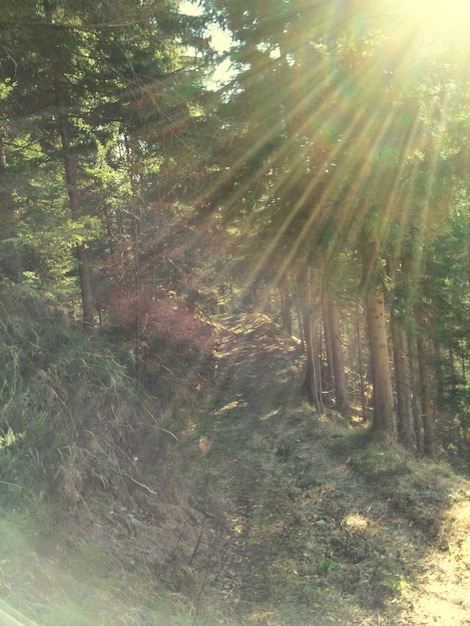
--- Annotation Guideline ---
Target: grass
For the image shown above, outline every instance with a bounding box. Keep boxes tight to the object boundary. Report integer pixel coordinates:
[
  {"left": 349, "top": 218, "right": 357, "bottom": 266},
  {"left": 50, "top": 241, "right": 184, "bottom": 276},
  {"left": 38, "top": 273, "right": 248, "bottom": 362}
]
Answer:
[
  {"left": 1, "top": 291, "right": 470, "bottom": 625},
  {"left": 0, "top": 286, "right": 227, "bottom": 624}
]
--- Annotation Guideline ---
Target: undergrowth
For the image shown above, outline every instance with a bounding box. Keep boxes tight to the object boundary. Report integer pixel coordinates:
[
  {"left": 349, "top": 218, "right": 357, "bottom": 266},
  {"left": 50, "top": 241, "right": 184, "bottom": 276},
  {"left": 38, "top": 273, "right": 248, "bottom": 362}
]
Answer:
[
  {"left": 1, "top": 290, "right": 469, "bottom": 625},
  {"left": 0, "top": 285, "right": 227, "bottom": 625}
]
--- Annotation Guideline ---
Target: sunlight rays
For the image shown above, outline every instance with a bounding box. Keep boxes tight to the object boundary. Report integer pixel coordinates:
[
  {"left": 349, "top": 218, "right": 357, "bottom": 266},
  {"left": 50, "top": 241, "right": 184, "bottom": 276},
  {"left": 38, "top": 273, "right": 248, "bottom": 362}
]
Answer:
[
  {"left": 405, "top": 0, "right": 470, "bottom": 40},
  {"left": 206, "top": 0, "right": 469, "bottom": 298}
]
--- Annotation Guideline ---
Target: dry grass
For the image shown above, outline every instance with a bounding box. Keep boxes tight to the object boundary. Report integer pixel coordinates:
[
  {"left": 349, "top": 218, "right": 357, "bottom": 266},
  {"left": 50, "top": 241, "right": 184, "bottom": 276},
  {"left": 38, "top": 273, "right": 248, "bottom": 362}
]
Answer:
[
  {"left": 0, "top": 286, "right": 228, "bottom": 624},
  {"left": 1, "top": 296, "right": 470, "bottom": 625}
]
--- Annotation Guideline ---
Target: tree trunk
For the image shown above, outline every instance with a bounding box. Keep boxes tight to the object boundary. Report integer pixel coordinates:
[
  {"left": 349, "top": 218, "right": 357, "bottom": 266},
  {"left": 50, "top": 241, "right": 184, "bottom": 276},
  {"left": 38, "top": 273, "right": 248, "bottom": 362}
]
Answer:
[
  {"left": 408, "top": 334, "right": 424, "bottom": 455},
  {"left": 416, "top": 331, "right": 436, "bottom": 459},
  {"left": 301, "top": 272, "right": 323, "bottom": 410},
  {"left": 0, "top": 130, "right": 6, "bottom": 172},
  {"left": 323, "top": 292, "right": 350, "bottom": 419},
  {"left": 322, "top": 296, "right": 335, "bottom": 392},
  {"left": 302, "top": 305, "right": 323, "bottom": 409},
  {"left": 295, "top": 299, "right": 305, "bottom": 345},
  {"left": 366, "top": 289, "right": 396, "bottom": 437},
  {"left": 390, "top": 313, "right": 415, "bottom": 451},
  {"left": 355, "top": 299, "right": 368, "bottom": 421},
  {"left": 51, "top": 48, "right": 94, "bottom": 331},
  {"left": 280, "top": 284, "right": 292, "bottom": 336}
]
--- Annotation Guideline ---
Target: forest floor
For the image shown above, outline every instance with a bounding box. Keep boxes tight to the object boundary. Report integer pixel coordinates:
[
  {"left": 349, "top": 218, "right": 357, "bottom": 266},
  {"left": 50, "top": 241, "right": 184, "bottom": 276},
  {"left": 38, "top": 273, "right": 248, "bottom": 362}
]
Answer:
[
  {"left": 200, "top": 312, "right": 470, "bottom": 625},
  {"left": 1, "top": 310, "right": 470, "bottom": 625}
]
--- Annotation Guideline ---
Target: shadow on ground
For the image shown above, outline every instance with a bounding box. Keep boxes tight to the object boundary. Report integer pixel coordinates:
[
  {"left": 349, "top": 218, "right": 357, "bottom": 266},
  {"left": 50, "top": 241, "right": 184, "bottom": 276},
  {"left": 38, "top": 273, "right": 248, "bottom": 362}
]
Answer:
[{"left": 201, "top": 313, "right": 470, "bottom": 625}]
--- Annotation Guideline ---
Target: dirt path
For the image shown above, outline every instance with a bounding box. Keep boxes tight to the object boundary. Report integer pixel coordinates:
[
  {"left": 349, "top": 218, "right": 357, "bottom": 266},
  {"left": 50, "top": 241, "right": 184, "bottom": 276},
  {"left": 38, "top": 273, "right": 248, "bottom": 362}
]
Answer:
[{"left": 207, "top": 313, "right": 470, "bottom": 625}]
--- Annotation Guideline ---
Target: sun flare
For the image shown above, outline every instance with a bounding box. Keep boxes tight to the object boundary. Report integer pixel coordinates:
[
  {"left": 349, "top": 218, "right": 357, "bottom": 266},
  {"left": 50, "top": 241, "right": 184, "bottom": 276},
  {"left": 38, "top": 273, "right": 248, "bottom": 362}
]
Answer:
[{"left": 405, "top": 0, "right": 470, "bottom": 39}]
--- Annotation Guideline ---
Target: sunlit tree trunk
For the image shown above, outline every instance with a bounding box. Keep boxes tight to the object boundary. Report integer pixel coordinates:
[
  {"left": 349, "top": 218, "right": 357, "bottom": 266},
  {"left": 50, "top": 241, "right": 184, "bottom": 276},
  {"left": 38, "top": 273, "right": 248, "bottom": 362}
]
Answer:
[
  {"left": 322, "top": 292, "right": 350, "bottom": 419},
  {"left": 295, "top": 297, "right": 305, "bottom": 345},
  {"left": 366, "top": 289, "right": 396, "bottom": 437}
]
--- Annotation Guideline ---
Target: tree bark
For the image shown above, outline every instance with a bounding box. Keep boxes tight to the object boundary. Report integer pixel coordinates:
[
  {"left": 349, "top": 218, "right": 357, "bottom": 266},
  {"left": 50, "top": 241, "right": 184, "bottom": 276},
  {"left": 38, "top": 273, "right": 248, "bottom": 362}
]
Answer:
[
  {"left": 355, "top": 299, "right": 368, "bottom": 421},
  {"left": 322, "top": 295, "right": 335, "bottom": 392},
  {"left": 408, "top": 334, "right": 424, "bottom": 455},
  {"left": 416, "top": 331, "right": 436, "bottom": 459},
  {"left": 280, "top": 283, "right": 292, "bottom": 336},
  {"left": 0, "top": 130, "right": 6, "bottom": 172},
  {"left": 301, "top": 272, "right": 323, "bottom": 410},
  {"left": 53, "top": 69, "right": 95, "bottom": 331},
  {"left": 366, "top": 289, "right": 396, "bottom": 437},
  {"left": 302, "top": 305, "right": 323, "bottom": 409},
  {"left": 44, "top": 0, "right": 94, "bottom": 331},
  {"left": 322, "top": 292, "right": 350, "bottom": 419},
  {"left": 390, "top": 313, "right": 415, "bottom": 451}
]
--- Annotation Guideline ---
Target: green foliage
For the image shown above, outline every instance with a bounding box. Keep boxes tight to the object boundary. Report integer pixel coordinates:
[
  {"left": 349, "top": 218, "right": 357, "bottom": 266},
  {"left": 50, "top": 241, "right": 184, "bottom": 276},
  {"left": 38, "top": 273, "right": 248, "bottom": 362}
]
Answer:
[
  {"left": 316, "top": 558, "right": 339, "bottom": 576},
  {"left": 0, "top": 78, "right": 14, "bottom": 101},
  {"left": 0, "top": 427, "right": 22, "bottom": 449},
  {"left": 0, "top": 0, "right": 213, "bottom": 315}
]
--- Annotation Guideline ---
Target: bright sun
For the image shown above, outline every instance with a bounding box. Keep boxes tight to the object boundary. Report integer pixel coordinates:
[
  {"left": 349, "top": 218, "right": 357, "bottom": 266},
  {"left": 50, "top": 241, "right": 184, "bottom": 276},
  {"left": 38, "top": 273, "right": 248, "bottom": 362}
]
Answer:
[
  {"left": 406, "top": 0, "right": 470, "bottom": 39},
  {"left": 382, "top": 0, "right": 470, "bottom": 75}
]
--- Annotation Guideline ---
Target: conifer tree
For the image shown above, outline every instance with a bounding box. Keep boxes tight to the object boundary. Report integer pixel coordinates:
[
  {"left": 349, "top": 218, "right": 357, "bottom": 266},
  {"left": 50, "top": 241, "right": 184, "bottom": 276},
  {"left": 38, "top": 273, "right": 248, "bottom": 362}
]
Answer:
[{"left": 0, "top": 0, "right": 210, "bottom": 327}]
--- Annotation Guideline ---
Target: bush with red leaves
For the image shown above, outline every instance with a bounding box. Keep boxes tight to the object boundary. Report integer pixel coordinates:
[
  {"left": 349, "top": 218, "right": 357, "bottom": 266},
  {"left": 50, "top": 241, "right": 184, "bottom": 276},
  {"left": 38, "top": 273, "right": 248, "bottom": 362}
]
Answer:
[{"left": 107, "top": 286, "right": 219, "bottom": 355}]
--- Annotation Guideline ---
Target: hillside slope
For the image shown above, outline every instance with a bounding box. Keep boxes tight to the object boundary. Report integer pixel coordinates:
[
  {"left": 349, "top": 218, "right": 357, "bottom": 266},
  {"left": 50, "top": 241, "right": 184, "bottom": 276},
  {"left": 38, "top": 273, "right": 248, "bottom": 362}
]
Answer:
[
  {"left": 204, "top": 313, "right": 470, "bottom": 625},
  {"left": 0, "top": 299, "right": 469, "bottom": 625}
]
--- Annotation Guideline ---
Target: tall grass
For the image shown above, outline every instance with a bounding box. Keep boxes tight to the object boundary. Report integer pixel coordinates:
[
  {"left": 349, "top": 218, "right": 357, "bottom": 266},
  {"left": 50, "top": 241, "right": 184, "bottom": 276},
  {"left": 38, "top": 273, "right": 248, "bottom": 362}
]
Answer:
[
  {"left": 0, "top": 286, "right": 143, "bottom": 507},
  {"left": 0, "top": 285, "right": 228, "bottom": 625}
]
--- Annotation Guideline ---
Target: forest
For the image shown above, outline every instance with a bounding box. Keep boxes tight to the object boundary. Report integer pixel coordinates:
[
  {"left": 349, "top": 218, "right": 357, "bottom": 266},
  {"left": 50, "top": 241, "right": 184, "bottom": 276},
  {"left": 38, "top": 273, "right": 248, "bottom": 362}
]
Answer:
[{"left": 1, "top": 1, "right": 470, "bottom": 624}]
